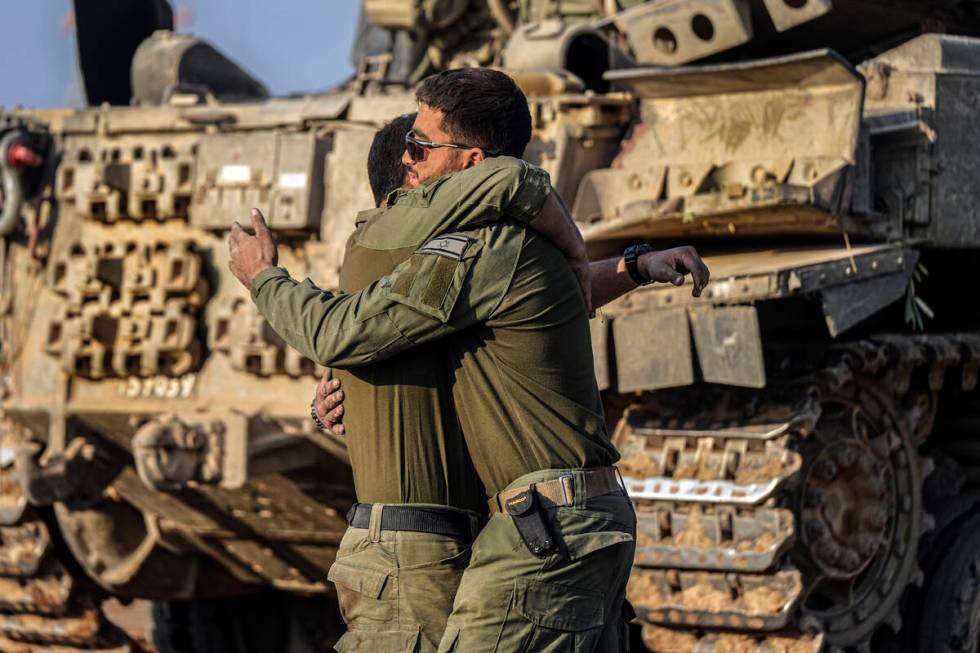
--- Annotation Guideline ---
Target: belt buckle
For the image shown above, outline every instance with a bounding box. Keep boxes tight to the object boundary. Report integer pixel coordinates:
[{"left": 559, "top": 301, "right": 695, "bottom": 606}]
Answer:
[{"left": 558, "top": 474, "right": 574, "bottom": 506}]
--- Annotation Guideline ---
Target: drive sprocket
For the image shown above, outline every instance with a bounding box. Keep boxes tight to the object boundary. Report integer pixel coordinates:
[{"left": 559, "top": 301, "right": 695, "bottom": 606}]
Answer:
[{"left": 793, "top": 377, "right": 930, "bottom": 653}]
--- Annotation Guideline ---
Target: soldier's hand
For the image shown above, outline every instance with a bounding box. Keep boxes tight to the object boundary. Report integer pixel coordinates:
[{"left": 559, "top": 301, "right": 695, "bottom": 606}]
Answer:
[
  {"left": 313, "top": 371, "right": 345, "bottom": 436},
  {"left": 229, "top": 208, "right": 279, "bottom": 289},
  {"left": 639, "top": 246, "right": 710, "bottom": 297}
]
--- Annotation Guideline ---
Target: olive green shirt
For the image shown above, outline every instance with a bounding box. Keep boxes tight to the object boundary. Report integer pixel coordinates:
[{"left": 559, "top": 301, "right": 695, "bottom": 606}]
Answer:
[
  {"left": 332, "top": 215, "right": 482, "bottom": 509},
  {"left": 257, "top": 157, "right": 548, "bottom": 507},
  {"left": 251, "top": 157, "right": 618, "bottom": 501},
  {"left": 445, "top": 228, "right": 618, "bottom": 496}
]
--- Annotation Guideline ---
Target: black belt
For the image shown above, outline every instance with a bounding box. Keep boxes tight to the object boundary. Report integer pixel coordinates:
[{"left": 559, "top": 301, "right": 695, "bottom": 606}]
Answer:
[{"left": 346, "top": 503, "right": 479, "bottom": 542}]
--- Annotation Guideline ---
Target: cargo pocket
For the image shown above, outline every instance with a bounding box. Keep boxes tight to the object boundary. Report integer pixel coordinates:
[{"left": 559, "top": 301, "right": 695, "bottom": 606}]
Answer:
[
  {"left": 383, "top": 234, "right": 482, "bottom": 323},
  {"left": 497, "top": 579, "right": 605, "bottom": 653},
  {"left": 561, "top": 530, "right": 635, "bottom": 562},
  {"left": 515, "top": 578, "right": 604, "bottom": 632},
  {"left": 397, "top": 537, "right": 470, "bottom": 572},
  {"left": 327, "top": 552, "right": 397, "bottom": 625}
]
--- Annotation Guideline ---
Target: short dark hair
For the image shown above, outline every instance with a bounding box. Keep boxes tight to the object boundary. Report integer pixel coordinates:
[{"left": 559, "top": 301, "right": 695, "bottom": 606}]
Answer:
[
  {"left": 416, "top": 69, "right": 532, "bottom": 158},
  {"left": 367, "top": 113, "right": 416, "bottom": 207}
]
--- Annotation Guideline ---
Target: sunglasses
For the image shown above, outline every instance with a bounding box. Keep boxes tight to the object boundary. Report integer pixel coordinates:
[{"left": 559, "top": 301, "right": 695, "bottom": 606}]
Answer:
[{"left": 404, "top": 130, "right": 501, "bottom": 162}]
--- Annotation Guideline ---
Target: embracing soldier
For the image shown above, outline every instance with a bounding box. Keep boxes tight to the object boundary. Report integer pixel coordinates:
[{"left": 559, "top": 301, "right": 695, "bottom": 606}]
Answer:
[{"left": 229, "top": 68, "right": 708, "bottom": 652}]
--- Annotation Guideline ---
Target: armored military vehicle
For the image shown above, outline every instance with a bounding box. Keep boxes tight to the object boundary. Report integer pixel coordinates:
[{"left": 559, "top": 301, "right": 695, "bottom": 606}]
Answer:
[{"left": 2, "top": 0, "right": 980, "bottom": 651}]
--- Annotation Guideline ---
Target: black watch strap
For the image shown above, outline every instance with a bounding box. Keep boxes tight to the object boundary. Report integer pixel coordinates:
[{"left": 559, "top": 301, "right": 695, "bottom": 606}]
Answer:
[
  {"left": 310, "top": 400, "right": 329, "bottom": 432},
  {"left": 624, "top": 244, "right": 653, "bottom": 286}
]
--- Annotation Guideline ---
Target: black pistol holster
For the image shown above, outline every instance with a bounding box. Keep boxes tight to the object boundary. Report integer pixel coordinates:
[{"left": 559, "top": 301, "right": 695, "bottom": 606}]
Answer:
[{"left": 504, "top": 485, "right": 558, "bottom": 558}]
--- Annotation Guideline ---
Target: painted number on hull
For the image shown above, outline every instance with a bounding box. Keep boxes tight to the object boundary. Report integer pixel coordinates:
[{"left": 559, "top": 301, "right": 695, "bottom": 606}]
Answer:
[{"left": 118, "top": 374, "right": 197, "bottom": 399}]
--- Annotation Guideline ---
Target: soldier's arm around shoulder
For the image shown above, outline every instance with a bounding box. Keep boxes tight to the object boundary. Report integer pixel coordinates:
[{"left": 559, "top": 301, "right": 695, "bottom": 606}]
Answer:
[
  {"left": 250, "top": 223, "right": 525, "bottom": 369},
  {"left": 375, "top": 157, "right": 553, "bottom": 235},
  {"left": 424, "top": 157, "right": 588, "bottom": 302}
]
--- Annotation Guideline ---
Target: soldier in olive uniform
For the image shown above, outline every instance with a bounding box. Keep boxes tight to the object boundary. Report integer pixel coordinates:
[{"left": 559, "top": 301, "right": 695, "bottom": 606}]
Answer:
[
  {"left": 323, "top": 113, "right": 483, "bottom": 653},
  {"left": 229, "top": 69, "right": 708, "bottom": 652},
  {"left": 315, "top": 114, "right": 583, "bottom": 652}
]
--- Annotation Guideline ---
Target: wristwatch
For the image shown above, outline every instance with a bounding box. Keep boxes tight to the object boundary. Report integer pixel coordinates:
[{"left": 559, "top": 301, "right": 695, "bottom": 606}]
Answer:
[
  {"left": 623, "top": 244, "right": 653, "bottom": 286},
  {"left": 310, "top": 400, "right": 329, "bottom": 432}
]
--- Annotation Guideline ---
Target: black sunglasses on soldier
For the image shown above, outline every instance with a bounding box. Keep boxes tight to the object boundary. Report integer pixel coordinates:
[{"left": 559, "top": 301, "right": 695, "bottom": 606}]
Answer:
[{"left": 404, "top": 130, "right": 500, "bottom": 162}]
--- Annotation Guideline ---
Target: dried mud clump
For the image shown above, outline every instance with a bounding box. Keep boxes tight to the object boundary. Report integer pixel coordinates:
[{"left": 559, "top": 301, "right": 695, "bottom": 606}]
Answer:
[
  {"left": 709, "top": 634, "right": 760, "bottom": 653},
  {"left": 640, "top": 507, "right": 783, "bottom": 552},
  {"left": 642, "top": 625, "right": 697, "bottom": 653},
  {"left": 740, "top": 585, "right": 787, "bottom": 614},
  {"left": 734, "top": 457, "right": 788, "bottom": 485},
  {"left": 643, "top": 629, "right": 820, "bottom": 653},
  {"left": 629, "top": 570, "right": 789, "bottom": 614},
  {"left": 678, "top": 576, "right": 730, "bottom": 611},
  {"left": 617, "top": 454, "right": 661, "bottom": 478},
  {"left": 637, "top": 529, "right": 657, "bottom": 548},
  {"left": 767, "top": 634, "right": 822, "bottom": 653},
  {"left": 627, "top": 572, "right": 665, "bottom": 605},
  {"left": 673, "top": 507, "right": 712, "bottom": 548},
  {"left": 735, "top": 531, "right": 778, "bottom": 552}
]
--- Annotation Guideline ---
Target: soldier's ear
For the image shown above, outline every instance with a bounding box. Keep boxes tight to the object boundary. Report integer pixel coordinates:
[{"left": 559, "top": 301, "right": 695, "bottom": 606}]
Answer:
[{"left": 463, "top": 147, "right": 486, "bottom": 168}]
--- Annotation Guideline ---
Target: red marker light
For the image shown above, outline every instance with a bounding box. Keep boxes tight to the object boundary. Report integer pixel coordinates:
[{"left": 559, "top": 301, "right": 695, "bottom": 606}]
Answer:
[{"left": 7, "top": 142, "right": 42, "bottom": 168}]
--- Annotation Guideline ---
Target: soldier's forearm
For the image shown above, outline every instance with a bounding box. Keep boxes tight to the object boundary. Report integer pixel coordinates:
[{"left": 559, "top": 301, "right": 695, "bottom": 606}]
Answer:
[
  {"left": 251, "top": 267, "right": 336, "bottom": 365},
  {"left": 589, "top": 256, "right": 637, "bottom": 310},
  {"left": 379, "top": 158, "right": 552, "bottom": 239},
  {"left": 250, "top": 267, "right": 428, "bottom": 369},
  {"left": 531, "top": 192, "right": 587, "bottom": 267}
]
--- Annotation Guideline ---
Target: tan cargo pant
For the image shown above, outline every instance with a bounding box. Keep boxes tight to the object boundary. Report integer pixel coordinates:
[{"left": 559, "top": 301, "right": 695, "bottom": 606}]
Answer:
[
  {"left": 437, "top": 469, "right": 637, "bottom": 652},
  {"left": 327, "top": 503, "right": 480, "bottom": 653}
]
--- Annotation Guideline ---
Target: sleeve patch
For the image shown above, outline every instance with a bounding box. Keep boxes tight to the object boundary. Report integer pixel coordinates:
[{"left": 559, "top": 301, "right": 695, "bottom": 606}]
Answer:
[
  {"left": 420, "top": 256, "right": 458, "bottom": 309},
  {"left": 418, "top": 234, "right": 471, "bottom": 260},
  {"left": 389, "top": 254, "right": 423, "bottom": 296},
  {"left": 382, "top": 235, "right": 483, "bottom": 323}
]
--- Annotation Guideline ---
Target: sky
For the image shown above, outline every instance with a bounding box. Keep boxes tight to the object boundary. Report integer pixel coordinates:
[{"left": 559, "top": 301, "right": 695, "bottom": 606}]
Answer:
[{"left": 0, "top": 0, "right": 361, "bottom": 109}]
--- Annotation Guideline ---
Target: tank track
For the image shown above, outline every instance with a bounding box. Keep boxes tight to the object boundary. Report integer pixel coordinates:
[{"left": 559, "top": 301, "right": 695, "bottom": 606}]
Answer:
[
  {"left": 1, "top": 332, "right": 976, "bottom": 653},
  {"left": 0, "top": 458, "right": 148, "bottom": 653},
  {"left": 617, "top": 332, "right": 980, "bottom": 653}
]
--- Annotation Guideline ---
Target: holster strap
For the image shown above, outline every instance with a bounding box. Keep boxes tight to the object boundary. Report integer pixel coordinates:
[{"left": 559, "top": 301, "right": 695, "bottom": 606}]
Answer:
[
  {"left": 346, "top": 503, "right": 479, "bottom": 542},
  {"left": 489, "top": 467, "right": 623, "bottom": 514}
]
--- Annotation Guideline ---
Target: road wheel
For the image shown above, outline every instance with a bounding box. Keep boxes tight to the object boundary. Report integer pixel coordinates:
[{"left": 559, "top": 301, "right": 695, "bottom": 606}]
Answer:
[{"left": 918, "top": 511, "right": 980, "bottom": 653}]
